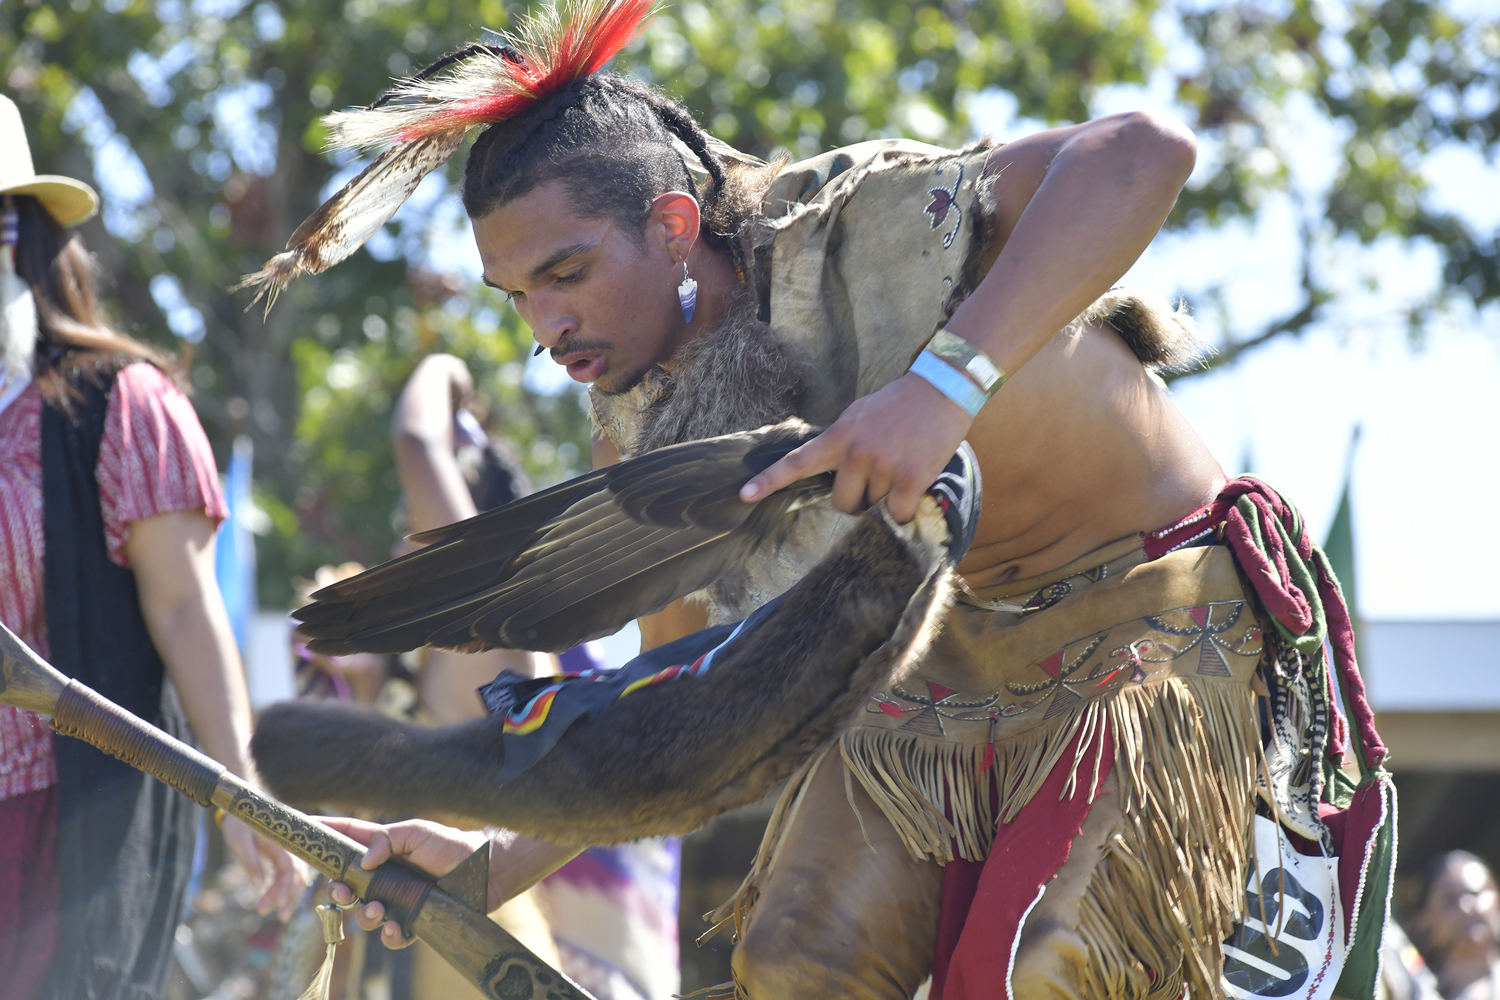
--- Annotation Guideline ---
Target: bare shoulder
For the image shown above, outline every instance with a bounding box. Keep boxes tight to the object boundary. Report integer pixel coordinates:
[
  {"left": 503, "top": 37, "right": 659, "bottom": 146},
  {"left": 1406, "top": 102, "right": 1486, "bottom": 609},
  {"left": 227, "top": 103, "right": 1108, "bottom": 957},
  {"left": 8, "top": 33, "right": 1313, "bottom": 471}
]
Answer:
[{"left": 978, "top": 112, "right": 1197, "bottom": 256}]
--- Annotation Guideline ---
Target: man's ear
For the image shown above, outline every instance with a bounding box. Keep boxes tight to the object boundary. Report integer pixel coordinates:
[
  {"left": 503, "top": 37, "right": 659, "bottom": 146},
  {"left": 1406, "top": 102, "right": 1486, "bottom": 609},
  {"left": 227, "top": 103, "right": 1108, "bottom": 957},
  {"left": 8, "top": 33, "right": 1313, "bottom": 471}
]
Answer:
[{"left": 651, "top": 191, "right": 701, "bottom": 261}]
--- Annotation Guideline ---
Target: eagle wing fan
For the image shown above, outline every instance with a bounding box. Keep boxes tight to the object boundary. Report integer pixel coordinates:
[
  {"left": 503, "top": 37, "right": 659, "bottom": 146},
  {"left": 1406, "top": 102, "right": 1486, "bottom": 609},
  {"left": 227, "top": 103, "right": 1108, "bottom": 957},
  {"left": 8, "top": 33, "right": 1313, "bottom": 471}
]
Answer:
[{"left": 294, "top": 421, "right": 825, "bottom": 655}]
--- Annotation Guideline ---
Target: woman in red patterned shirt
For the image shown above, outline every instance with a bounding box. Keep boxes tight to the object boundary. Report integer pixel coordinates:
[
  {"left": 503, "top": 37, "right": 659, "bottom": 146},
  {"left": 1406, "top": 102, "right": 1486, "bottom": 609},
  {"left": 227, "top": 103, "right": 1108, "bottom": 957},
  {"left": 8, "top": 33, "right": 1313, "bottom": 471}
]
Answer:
[{"left": 0, "top": 97, "right": 303, "bottom": 1000}]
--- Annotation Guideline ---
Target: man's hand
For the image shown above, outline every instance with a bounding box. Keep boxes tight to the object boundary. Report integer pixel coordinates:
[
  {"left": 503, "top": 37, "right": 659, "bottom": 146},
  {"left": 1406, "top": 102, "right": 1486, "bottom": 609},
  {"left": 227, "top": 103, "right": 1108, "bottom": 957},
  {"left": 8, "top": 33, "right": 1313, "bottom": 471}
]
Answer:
[
  {"left": 319, "top": 816, "right": 490, "bottom": 950},
  {"left": 740, "top": 372, "right": 974, "bottom": 522},
  {"left": 220, "top": 815, "right": 311, "bottom": 921}
]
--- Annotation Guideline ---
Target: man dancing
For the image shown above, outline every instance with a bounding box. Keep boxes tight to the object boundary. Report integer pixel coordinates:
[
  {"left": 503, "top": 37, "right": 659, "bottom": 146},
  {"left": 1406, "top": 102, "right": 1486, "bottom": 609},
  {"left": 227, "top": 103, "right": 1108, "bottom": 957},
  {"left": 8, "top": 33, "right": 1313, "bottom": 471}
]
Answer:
[{"left": 245, "top": 2, "right": 1395, "bottom": 997}]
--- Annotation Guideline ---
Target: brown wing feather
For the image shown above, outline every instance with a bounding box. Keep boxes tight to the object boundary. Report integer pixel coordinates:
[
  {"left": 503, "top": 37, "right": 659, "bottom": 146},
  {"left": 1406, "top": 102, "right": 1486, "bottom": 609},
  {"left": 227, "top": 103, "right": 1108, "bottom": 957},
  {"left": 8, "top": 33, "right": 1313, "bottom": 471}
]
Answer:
[
  {"left": 253, "top": 505, "right": 956, "bottom": 842},
  {"left": 293, "top": 421, "right": 823, "bottom": 655}
]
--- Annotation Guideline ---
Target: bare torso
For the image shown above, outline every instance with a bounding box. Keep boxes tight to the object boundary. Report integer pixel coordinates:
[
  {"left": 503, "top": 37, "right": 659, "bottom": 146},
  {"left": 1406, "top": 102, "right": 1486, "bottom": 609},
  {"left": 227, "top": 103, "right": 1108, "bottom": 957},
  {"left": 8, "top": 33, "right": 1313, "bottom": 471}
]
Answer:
[{"left": 956, "top": 318, "right": 1226, "bottom": 588}]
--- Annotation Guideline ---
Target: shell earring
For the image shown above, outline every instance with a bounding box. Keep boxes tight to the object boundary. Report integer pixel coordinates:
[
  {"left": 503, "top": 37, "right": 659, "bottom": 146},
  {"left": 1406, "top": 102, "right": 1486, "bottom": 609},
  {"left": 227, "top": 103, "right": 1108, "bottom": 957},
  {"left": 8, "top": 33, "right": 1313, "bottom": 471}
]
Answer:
[{"left": 677, "top": 259, "right": 698, "bottom": 324}]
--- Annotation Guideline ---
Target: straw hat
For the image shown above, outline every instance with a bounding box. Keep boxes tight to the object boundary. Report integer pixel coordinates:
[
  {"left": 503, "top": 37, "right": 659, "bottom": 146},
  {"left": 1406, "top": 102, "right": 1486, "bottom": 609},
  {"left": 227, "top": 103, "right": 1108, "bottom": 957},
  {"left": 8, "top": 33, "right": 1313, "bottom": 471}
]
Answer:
[{"left": 0, "top": 94, "right": 99, "bottom": 227}]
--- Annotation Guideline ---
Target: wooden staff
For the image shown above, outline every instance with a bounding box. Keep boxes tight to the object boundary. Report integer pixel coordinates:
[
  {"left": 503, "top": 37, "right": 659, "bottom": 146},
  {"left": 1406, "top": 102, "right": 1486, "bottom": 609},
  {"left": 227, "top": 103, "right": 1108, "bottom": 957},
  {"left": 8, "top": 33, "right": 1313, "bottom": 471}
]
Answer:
[{"left": 0, "top": 621, "right": 592, "bottom": 1000}]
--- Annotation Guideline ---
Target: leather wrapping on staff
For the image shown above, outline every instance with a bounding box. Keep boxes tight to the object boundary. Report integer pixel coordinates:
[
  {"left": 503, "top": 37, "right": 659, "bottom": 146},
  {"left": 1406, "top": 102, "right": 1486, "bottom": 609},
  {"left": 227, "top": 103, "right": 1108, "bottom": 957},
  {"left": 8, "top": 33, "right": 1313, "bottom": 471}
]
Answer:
[
  {"left": 366, "top": 862, "right": 436, "bottom": 934},
  {"left": 51, "top": 680, "right": 224, "bottom": 806}
]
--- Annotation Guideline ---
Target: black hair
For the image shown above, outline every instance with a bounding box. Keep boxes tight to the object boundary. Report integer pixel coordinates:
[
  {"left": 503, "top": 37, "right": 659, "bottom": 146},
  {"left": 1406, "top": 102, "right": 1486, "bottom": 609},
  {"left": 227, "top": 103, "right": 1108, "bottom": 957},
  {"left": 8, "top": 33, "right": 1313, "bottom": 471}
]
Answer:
[
  {"left": 1412, "top": 850, "right": 1492, "bottom": 911},
  {"left": 461, "top": 75, "right": 737, "bottom": 250},
  {"left": 1405, "top": 849, "right": 1497, "bottom": 963}
]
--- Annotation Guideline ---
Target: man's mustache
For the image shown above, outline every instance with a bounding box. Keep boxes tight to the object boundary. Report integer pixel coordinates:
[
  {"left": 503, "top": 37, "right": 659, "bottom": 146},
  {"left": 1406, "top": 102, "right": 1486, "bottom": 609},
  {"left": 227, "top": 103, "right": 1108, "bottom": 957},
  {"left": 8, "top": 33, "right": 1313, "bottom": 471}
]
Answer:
[{"left": 533, "top": 339, "right": 613, "bottom": 360}]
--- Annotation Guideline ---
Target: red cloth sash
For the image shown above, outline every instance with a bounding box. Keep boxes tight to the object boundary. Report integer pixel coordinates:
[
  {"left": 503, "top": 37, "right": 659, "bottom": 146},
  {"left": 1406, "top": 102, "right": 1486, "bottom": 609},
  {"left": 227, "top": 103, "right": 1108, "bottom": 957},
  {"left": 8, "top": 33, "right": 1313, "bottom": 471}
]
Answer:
[{"left": 932, "top": 720, "right": 1113, "bottom": 1000}]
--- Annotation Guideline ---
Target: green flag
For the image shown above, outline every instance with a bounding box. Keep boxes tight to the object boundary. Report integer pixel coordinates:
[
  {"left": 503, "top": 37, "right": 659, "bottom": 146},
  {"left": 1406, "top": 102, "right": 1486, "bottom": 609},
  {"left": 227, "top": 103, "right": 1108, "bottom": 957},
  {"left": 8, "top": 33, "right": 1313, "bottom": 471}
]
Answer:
[{"left": 1323, "top": 425, "right": 1362, "bottom": 663}]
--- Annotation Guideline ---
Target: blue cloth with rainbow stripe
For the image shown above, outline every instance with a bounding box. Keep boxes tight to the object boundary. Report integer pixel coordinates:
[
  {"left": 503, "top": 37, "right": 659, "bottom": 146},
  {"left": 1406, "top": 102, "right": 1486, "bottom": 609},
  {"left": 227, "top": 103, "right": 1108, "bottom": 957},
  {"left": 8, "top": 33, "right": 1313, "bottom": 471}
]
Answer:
[{"left": 478, "top": 595, "right": 782, "bottom": 784}]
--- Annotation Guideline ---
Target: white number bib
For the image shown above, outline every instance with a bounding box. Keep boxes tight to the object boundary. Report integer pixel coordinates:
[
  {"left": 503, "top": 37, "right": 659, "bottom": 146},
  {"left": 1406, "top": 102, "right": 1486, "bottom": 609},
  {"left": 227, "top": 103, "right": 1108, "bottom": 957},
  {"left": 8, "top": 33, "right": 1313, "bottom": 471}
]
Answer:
[{"left": 1222, "top": 815, "right": 1345, "bottom": 1000}]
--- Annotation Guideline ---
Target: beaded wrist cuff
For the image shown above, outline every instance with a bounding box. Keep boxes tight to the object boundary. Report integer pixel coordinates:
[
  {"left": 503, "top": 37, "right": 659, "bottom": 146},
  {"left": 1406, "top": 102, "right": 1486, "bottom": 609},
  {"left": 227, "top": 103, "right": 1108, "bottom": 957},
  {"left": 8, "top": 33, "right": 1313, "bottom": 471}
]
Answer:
[{"left": 925, "top": 328, "right": 1007, "bottom": 396}]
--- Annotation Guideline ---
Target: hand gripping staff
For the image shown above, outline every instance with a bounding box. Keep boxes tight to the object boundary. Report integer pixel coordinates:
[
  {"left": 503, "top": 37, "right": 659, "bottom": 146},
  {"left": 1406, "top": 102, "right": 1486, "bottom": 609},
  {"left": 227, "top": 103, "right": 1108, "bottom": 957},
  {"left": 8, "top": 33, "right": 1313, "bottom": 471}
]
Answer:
[{"left": 0, "top": 620, "right": 595, "bottom": 1000}]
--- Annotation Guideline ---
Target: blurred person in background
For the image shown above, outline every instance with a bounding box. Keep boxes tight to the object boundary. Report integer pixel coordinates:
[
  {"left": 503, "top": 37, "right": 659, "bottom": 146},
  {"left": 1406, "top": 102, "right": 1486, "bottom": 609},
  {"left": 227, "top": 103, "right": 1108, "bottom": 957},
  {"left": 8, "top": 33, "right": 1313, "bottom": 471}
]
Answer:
[
  {"left": 1410, "top": 851, "right": 1500, "bottom": 1000},
  {"left": 0, "top": 94, "right": 302, "bottom": 1000},
  {"left": 294, "top": 563, "right": 399, "bottom": 709},
  {"left": 391, "top": 352, "right": 680, "bottom": 1000},
  {"left": 391, "top": 353, "right": 537, "bottom": 723},
  {"left": 1381, "top": 920, "right": 1443, "bottom": 1000},
  {"left": 390, "top": 352, "right": 561, "bottom": 995}
]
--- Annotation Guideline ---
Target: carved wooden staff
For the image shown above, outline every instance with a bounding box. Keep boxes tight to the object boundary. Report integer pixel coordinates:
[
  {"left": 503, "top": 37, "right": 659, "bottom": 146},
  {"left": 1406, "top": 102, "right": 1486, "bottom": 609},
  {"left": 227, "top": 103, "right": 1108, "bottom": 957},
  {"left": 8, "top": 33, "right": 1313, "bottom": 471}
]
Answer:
[{"left": 0, "top": 621, "right": 593, "bottom": 1000}]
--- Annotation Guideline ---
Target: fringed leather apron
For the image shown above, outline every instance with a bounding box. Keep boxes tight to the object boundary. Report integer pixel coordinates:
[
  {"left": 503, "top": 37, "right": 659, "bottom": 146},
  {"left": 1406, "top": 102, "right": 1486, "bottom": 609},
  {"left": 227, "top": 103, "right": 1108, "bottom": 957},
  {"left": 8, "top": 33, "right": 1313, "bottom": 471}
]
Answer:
[{"left": 714, "top": 532, "right": 1263, "bottom": 1000}]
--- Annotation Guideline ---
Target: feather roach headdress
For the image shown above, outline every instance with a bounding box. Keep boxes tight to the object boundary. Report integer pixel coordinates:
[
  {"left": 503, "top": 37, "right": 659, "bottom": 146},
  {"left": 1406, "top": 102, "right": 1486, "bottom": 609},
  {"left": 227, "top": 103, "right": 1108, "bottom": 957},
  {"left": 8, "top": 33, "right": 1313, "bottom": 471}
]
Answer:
[{"left": 234, "top": 0, "right": 657, "bottom": 310}]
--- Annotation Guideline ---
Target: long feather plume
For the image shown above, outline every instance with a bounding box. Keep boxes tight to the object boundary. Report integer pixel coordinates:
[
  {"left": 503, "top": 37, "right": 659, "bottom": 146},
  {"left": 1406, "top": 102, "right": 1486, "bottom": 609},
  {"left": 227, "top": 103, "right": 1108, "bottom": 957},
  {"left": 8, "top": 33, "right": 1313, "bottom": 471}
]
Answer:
[
  {"left": 230, "top": 133, "right": 463, "bottom": 312},
  {"left": 233, "top": 0, "right": 656, "bottom": 311}
]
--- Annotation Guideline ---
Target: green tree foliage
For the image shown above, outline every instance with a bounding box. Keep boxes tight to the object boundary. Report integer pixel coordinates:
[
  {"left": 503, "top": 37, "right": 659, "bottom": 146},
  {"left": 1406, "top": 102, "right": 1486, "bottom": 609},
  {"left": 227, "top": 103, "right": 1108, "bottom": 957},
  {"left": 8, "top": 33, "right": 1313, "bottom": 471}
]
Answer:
[{"left": 3, "top": 0, "right": 1495, "bottom": 603}]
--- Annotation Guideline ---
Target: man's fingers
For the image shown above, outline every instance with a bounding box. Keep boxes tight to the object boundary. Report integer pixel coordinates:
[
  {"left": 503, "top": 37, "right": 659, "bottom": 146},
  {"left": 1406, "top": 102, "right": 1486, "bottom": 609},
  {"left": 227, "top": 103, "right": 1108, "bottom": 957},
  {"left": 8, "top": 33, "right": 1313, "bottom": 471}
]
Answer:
[
  {"left": 740, "top": 434, "right": 841, "bottom": 502},
  {"left": 351, "top": 900, "right": 387, "bottom": 932},
  {"left": 885, "top": 476, "right": 925, "bottom": 524},
  {"left": 336, "top": 887, "right": 413, "bottom": 949},
  {"left": 314, "top": 815, "right": 380, "bottom": 845},
  {"left": 360, "top": 830, "right": 394, "bottom": 870},
  {"left": 381, "top": 920, "right": 416, "bottom": 950},
  {"left": 830, "top": 447, "right": 878, "bottom": 514}
]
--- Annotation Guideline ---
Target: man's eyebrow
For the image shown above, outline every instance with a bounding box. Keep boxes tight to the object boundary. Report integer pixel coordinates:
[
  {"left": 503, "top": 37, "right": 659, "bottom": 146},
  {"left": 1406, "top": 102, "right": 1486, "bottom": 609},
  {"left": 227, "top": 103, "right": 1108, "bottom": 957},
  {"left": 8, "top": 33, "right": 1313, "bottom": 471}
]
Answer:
[{"left": 529, "top": 242, "right": 596, "bottom": 282}]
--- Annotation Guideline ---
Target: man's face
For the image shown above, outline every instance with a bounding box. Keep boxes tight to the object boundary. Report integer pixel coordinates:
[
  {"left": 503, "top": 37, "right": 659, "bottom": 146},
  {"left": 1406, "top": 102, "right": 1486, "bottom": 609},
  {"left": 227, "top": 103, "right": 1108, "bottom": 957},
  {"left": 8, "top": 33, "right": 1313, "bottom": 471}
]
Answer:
[{"left": 473, "top": 180, "right": 687, "bottom": 394}]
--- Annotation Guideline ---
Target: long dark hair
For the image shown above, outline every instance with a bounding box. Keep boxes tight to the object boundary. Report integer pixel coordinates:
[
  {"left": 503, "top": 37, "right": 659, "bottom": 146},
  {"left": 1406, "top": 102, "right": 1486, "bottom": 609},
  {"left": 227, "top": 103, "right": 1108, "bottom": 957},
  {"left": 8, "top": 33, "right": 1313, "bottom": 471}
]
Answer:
[{"left": 8, "top": 194, "right": 180, "bottom": 407}]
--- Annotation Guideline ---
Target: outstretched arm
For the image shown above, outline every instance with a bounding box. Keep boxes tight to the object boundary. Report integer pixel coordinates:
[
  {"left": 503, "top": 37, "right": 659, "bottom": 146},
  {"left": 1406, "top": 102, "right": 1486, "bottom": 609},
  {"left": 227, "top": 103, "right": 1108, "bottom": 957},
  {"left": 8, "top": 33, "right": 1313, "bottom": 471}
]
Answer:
[{"left": 741, "top": 111, "right": 1197, "bottom": 521}]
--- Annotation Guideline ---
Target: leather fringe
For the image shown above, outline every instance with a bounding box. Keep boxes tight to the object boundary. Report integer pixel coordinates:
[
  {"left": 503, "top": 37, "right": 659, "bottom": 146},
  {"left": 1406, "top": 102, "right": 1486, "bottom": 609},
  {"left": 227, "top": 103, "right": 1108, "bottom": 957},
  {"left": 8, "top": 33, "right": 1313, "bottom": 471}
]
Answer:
[
  {"left": 705, "top": 677, "right": 1258, "bottom": 999},
  {"left": 1077, "top": 678, "right": 1260, "bottom": 1000},
  {"left": 839, "top": 699, "right": 1108, "bottom": 864}
]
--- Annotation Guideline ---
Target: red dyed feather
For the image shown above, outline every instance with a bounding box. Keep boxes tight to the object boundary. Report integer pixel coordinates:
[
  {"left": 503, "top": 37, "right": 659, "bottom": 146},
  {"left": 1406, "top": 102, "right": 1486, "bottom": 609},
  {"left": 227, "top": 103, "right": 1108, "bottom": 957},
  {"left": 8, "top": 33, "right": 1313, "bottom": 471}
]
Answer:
[{"left": 397, "top": 0, "right": 655, "bottom": 142}]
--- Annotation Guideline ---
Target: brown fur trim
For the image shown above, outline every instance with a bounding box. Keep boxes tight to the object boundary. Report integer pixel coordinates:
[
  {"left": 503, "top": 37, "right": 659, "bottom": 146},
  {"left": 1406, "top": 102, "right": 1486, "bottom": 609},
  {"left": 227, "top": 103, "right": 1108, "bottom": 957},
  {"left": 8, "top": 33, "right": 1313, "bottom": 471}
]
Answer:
[
  {"left": 1075, "top": 287, "right": 1213, "bottom": 374},
  {"left": 636, "top": 293, "right": 813, "bottom": 455},
  {"left": 589, "top": 291, "right": 812, "bottom": 458},
  {"left": 589, "top": 293, "right": 835, "bottom": 623}
]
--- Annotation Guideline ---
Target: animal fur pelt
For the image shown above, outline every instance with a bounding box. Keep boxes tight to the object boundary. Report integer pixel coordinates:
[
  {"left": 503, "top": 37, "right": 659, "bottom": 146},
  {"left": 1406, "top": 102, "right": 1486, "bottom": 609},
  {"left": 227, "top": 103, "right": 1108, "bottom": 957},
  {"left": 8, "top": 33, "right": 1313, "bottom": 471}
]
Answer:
[
  {"left": 589, "top": 289, "right": 811, "bottom": 457},
  {"left": 293, "top": 420, "right": 831, "bottom": 654},
  {"left": 1074, "top": 287, "right": 1211, "bottom": 375},
  {"left": 252, "top": 503, "right": 956, "bottom": 843}
]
